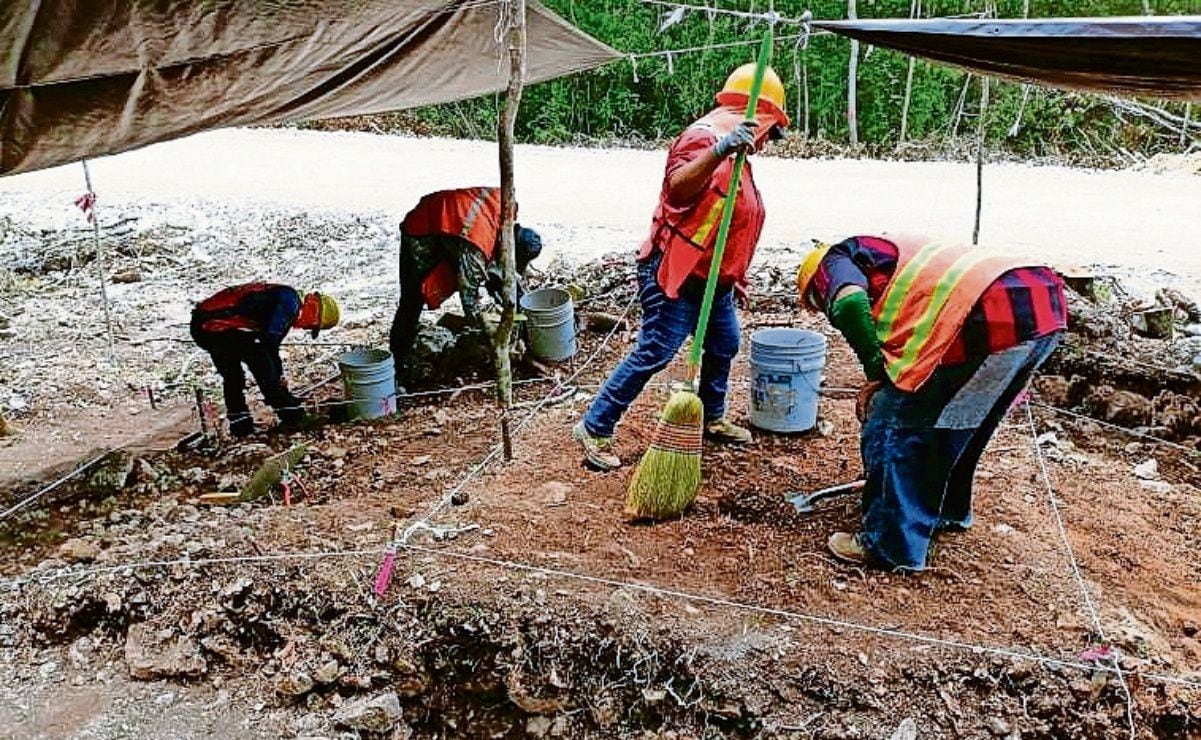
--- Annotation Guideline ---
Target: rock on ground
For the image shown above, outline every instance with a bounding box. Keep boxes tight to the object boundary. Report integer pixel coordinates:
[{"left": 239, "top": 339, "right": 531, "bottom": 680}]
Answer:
[
  {"left": 332, "top": 692, "right": 402, "bottom": 733},
  {"left": 124, "top": 623, "right": 208, "bottom": 680}
]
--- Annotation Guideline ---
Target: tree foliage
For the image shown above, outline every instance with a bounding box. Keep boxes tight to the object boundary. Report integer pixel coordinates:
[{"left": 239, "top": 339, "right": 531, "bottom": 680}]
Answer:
[{"left": 401, "top": 0, "right": 1198, "bottom": 158}]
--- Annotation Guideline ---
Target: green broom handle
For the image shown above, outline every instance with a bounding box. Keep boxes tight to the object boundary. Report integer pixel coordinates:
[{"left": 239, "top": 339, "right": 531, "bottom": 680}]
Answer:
[{"left": 687, "top": 30, "right": 773, "bottom": 378}]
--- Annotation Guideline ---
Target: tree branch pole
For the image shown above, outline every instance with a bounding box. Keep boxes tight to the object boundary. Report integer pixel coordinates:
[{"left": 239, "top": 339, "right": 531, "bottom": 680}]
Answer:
[
  {"left": 495, "top": 0, "right": 526, "bottom": 461},
  {"left": 846, "top": 0, "right": 859, "bottom": 147},
  {"left": 81, "top": 159, "right": 116, "bottom": 360},
  {"left": 897, "top": 0, "right": 920, "bottom": 148},
  {"left": 972, "top": 75, "right": 991, "bottom": 245}
]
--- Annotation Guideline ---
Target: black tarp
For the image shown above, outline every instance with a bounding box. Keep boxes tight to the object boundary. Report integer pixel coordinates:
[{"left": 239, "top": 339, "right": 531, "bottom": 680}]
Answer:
[{"left": 813, "top": 16, "right": 1201, "bottom": 102}]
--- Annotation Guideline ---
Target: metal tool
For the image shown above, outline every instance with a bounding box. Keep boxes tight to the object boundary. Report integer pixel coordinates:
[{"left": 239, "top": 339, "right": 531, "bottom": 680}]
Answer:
[{"left": 786, "top": 479, "right": 865, "bottom": 513}]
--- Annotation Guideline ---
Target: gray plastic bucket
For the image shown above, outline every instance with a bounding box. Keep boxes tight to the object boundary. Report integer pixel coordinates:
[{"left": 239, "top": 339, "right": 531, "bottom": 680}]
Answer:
[
  {"left": 520, "top": 287, "right": 577, "bottom": 362},
  {"left": 748, "top": 328, "right": 828, "bottom": 433},
  {"left": 337, "top": 348, "right": 397, "bottom": 420}
]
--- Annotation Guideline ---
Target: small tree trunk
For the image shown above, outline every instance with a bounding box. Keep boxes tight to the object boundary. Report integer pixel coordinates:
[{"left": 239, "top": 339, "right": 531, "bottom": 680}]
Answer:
[
  {"left": 972, "top": 76, "right": 991, "bottom": 245},
  {"left": 495, "top": 0, "right": 526, "bottom": 460},
  {"left": 1183, "top": 104, "right": 1193, "bottom": 149},
  {"left": 847, "top": 0, "right": 859, "bottom": 147},
  {"left": 897, "top": 0, "right": 919, "bottom": 148}
]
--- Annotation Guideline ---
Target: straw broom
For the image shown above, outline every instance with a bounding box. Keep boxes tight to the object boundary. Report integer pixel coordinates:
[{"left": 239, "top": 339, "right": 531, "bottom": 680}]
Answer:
[{"left": 626, "top": 31, "right": 774, "bottom": 521}]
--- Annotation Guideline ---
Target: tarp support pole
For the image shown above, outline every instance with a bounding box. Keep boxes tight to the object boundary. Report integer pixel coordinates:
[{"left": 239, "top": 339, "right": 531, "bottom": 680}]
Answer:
[
  {"left": 495, "top": 0, "right": 527, "bottom": 461},
  {"left": 972, "top": 75, "right": 991, "bottom": 245},
  {"left": 81, "top": 160, "right": 117, "bottom": 360}
]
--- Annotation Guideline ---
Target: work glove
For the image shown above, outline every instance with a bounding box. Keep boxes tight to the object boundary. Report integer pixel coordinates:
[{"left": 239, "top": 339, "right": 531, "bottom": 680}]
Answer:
[{"left": 713, "top": 120, "right": 758, "bottom": 159}]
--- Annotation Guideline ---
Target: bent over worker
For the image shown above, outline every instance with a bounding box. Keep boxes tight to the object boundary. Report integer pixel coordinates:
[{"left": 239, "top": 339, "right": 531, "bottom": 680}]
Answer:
[
  {"left": 573, "top": 63, "right": 790, "bottom": 470},
  {"left": 191, "top": 283, "right": 340, "bottom": 436},
  {"left": 796, "top": 234, "right": 1067, "bottom": 571},
  {"left": 390, "top": 186, "right": 542, "bottom": 384}
]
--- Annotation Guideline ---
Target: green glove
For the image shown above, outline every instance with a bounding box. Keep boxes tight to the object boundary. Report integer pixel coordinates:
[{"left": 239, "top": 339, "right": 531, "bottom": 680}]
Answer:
[{"left": 829, "top": 289, "right": 886, "bottom": 382}]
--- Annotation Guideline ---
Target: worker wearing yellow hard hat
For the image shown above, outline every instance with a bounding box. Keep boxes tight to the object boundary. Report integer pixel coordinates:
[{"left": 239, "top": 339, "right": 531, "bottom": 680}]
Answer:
[
  {"left": 574, "top": 64, "right": 789, "bottom": 471},
  {"left": 191, "top": 284, "right": 341, "bottom": 436},
  {"left": 795, "top": 235, "right": 1068, "bottom": 571}
]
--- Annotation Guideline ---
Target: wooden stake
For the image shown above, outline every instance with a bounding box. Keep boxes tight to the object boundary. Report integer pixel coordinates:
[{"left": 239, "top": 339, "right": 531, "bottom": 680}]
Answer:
[
  {"left": 846, "top": 0, "right": 859, "bottom": 147},
  {"left": 495, "top": 0, "right": 526, "bottom": 462},
  {"left": 898, "top": 0, "right": 920, "bottom": 148},
  {"left": 973, "top": 75, "right": 991, "bottom": 245},
  {"left": 81, "top": 159, "right": 116, "bottom": 360}
]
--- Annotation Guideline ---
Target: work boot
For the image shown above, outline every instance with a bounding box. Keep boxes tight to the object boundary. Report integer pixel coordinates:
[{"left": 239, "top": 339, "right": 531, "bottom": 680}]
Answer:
[
  {"left": 827, "top": 531, "right": 868, "bottom": 564},
  {"left": 228, "top": 414, "right": 256, "bottom": 438},
  {"left": 573, "top": 421, "right": 621, "bottom": 471},
  {"left": 704, "top": 418, "right": 753, "bottom": 444}
]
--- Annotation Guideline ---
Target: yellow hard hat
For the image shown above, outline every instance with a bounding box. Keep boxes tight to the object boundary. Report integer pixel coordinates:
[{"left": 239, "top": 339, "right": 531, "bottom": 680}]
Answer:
[
  {"left": 796, "top": 242, "right": 831, "bottom": 312},
  {"left": 716, "top": 63, "right": 789, "bottom": 126},
  {"left": 316, "top": 292, "right": 340, "bottom": 330}
]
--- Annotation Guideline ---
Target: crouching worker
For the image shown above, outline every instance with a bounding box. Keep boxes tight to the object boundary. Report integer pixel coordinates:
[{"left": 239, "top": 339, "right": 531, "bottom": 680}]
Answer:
[
  {"left": 390, "top": 186, "right": 542, "bottom": 384},
  {"left": 573, "top": 63, "right": 791, "bottom": 470},
  {"left": 795, "top": 235, "right": 1067, "bottom": 570},
  {"left": 191, "top": 283, "right": 340, "bottom": 436}
]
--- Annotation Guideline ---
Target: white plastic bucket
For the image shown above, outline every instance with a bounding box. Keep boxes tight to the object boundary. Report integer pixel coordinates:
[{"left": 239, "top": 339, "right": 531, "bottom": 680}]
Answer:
[
  {"left": 337, "top": 348, "right": 397, "bottom": 420},
  {"left": 520, "top": 287, "right": 577, "bottom": 362},
  {"left": 748, "top": 328, "right": 828, "bottom": 432}
]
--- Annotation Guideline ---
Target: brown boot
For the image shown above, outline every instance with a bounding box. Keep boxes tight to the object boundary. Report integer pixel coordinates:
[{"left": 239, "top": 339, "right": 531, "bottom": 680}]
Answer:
[
  {"left": 573, "top": 421, "right": 621, "bottom": 471},
  {"left": 827, "top": 531, "right": 868, "bottom": 564},
  {"left": 704, "top": 418, "right": 753, "bottom": 444}
]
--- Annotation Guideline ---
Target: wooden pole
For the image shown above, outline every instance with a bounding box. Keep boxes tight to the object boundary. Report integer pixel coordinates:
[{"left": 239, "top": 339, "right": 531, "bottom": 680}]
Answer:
[
  {"left": 495, "top": 0, "right": 526, "bottom": 461},
  {"left": 81, "top": 159, "right": 116, "bottom": 360},
  {"left": 897, "top": 0, "right": 920, "bottom": 148},
  {"left": 972, "top": 75, "right": 991, "bottom": 245},
  {"left": 846, "top": 0, "right": 859, "bottom": 147}
]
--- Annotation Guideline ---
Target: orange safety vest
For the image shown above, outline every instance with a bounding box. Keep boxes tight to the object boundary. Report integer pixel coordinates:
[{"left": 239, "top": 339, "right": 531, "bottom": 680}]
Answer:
[
  {"left": 872, "top": 235, "right": 1041, "bottom": 392},
  {"left": 193, "top": 282, "right": 287, "bottom": 333},
  {"left": 638, "top": 104, "right": 778, "bottom": 299},
  {"left": 401, "top": 187, "right": 503, "bottom": 309}
]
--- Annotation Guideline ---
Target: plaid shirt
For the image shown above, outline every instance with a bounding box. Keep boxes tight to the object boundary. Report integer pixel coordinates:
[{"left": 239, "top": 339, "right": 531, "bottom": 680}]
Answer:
[{"left": 811, "top": 236, "right": 1067, "bottom": 364}]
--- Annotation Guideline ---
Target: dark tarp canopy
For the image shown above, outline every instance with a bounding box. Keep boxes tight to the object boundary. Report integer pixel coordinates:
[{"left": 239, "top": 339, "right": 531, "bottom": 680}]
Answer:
[
  {"left": 812, "top": 16, "right": 1201, "bottom": 103},
  {"left": 0, "top": 0, "right": 620, "bottom": 176}
]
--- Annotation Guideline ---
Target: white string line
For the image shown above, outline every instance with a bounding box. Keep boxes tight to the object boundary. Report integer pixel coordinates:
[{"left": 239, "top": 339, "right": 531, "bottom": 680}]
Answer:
[
  {"left": 641, "top": 0, "right": 807, "bottom": 25},
  {"left": 1025, "top": 402, "right": 1138, "bottom": 738},
  {"left": 0, "top": 450, "right": 119, "bottom": 523},
  {"left": 627, "top": 32, "right": 820, "bottom": 61},
  {"left": 4, "top": 540, "right": 1199, "bottom": 692},
  {"left": 0, "top": 374, "right": 571, "bottom": 526},
  {"left": 401, "top": 291, "right": 639, "bottom": 538},
  {"left": 400, "top": 543, "right": 1201, "bottom": 691},
  {"left": 1031, "top": 400, "right": 1201, "bottom": 458}
]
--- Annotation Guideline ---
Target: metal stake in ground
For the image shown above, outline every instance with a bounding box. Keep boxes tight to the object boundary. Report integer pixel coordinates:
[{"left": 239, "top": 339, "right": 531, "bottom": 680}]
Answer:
[{"left": 80, "top": 159, "right": 117, "bottom": 360}]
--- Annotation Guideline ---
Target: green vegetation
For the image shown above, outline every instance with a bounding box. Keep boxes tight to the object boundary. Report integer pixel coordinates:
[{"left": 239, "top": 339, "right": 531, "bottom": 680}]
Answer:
[{"left": 369, "top": 1, "right": 1199, "bottom": 160}]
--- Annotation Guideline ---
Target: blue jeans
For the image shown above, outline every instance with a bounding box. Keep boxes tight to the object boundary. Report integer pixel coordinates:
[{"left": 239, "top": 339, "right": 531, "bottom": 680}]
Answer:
[
  {"left": 583, "top": 257, "right": 740, "bottom": 437},
  {"left": 858, "top": 333, "right": 1062, "bottom": 571}
]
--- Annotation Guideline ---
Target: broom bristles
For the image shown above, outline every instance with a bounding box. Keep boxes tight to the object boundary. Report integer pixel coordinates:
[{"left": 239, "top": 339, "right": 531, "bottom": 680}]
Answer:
[{"left": 625, "top": 389, "right": 703, "bottom": 520}]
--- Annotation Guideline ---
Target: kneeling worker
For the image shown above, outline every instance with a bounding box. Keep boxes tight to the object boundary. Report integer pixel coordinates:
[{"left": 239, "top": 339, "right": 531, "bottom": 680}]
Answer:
[
  {"left": 191, "top": 283, "right": 340, "bottom": 436},
  {"left": 796, "top": 235, "right": 1067, "bottom": 570},
  {"left": 390, "top": 186, "right": 542, "bottom": 384}
]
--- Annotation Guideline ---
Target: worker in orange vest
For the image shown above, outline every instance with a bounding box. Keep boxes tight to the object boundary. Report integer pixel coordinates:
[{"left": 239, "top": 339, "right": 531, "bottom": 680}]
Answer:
[
  {"left": 796, "top": 235, "right": 1068, "bottom": 570},
  {"left": 390, "top": 187, "right": 542, "bottom": 384},
  {"left": 574, "top": 63, "right": 790, "bottom": 471},
  {"left": 191, "top": 284, "right": 340, "bottom": 436}
]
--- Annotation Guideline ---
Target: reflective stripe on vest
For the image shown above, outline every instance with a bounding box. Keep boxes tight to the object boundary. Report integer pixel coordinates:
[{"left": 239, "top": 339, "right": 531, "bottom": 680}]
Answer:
[
  {"left": 459, "top": 187, "right": 493, "bottom": 242},
  {"left": 872, "top": 239, "right": 1033, "bottom": 392}
]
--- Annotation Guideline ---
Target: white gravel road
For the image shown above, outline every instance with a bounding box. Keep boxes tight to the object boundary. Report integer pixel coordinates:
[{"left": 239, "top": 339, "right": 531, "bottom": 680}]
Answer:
[{"left": 2, "top": 127, "right": 1199, "bottom": 295}]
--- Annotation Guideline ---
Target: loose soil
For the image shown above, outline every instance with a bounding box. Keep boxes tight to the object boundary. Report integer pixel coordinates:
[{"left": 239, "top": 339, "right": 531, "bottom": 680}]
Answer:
[
  {"left": 2, "top": 281, "right": 1199, "bottom": 738},
  {"left": 1, "top": 130, "right": 1199, "bottom": 738}
]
